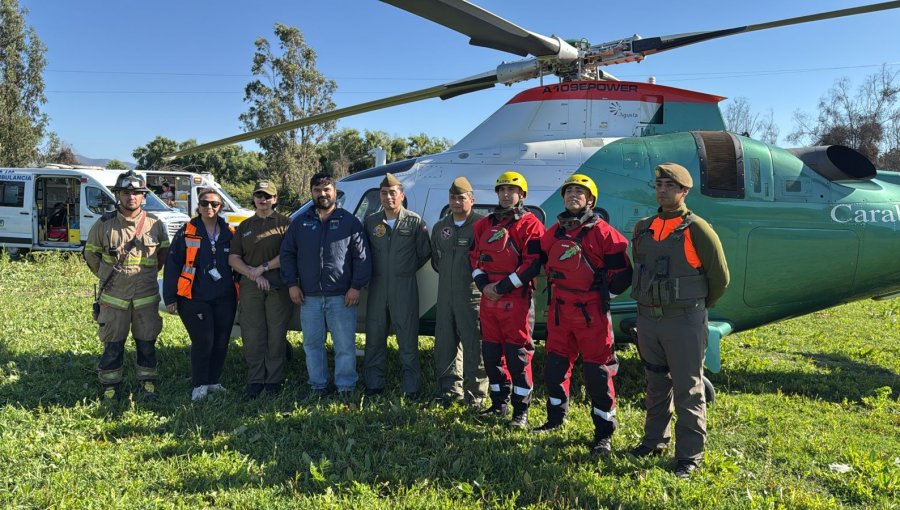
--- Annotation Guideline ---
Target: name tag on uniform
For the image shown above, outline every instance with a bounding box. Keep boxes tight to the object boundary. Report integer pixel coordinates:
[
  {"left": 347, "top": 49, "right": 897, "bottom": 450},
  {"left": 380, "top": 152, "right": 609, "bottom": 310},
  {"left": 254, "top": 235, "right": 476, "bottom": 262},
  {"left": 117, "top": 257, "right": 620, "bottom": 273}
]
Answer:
[{"left": 303, "top": 221, "right": 316, "bottom": 229}]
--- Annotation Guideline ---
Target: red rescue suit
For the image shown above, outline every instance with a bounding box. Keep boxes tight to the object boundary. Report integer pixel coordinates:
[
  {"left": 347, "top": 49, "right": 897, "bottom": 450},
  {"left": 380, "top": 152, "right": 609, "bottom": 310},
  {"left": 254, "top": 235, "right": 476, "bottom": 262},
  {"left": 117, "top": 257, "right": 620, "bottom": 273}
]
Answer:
[
  {"left": 470, "top": 211, "right": 545, "bottom": 414},
  {"left": 540, "top": 215, "right": 632, "bottom": 436}
]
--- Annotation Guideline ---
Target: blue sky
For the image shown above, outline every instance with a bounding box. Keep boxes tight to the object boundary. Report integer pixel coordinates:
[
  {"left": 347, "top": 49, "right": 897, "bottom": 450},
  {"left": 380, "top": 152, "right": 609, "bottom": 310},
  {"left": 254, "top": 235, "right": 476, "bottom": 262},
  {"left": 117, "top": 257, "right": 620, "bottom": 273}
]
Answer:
[{"left": 22, "top": 0, "right": 900, "bottom": 163}]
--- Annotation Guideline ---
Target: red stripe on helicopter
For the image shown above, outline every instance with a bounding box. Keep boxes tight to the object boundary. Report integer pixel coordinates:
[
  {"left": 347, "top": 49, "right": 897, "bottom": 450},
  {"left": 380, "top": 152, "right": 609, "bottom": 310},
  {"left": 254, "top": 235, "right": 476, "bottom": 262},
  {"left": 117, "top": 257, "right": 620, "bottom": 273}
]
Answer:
[{"left": 506, "top": 81, "right": 725, "bottom": 105}]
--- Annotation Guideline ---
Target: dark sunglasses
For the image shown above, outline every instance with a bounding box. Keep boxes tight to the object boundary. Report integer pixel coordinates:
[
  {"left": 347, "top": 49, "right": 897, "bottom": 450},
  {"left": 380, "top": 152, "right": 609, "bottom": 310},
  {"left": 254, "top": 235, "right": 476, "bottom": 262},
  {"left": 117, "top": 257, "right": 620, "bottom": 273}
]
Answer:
[
  {"left": 253, "top": 192, "right": 275, "bottom": 200},
  {"left": 199, "top": 200, "right": 222, "bottom": 208}
]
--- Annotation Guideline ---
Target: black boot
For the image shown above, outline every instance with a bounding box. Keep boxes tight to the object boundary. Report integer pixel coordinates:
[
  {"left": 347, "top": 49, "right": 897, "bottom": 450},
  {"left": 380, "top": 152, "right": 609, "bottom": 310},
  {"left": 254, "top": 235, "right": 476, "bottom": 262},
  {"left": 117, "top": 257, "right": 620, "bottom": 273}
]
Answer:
[
  {"left": 509, "top": 405, "right": 529, "bottom": 429},
  {"left": 479, "top": 387, "right": 510, "bottom": 417},
  {"left": 591, "top": 433, "right": 612, "bottom": 456},
  {"left": 533, "top": 402, "right": 566, "bottom": 433}
]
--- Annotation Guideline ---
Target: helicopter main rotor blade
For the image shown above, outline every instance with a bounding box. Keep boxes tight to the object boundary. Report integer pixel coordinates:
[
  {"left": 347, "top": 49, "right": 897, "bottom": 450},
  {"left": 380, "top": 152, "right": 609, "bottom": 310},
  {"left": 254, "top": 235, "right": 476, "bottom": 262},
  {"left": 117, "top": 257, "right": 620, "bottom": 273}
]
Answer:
[
  {"left": 165, "top": 72, "right": 498, "bottom": 160},
  {"left": 380, "top": 0, "right": 577, "bottom": 61},
  {"left": 630, "top": 1, "right": 900, "bottom": 57}
]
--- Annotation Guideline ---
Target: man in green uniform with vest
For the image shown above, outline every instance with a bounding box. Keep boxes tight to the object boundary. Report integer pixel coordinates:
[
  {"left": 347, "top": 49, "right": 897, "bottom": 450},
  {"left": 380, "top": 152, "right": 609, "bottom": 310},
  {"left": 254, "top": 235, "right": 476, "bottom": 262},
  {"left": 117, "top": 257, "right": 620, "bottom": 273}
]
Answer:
[
  {"left": 84, "top": 170, "right": 170, "bottom": 402},
  {"left": 430, "top": 176, "right": 488, "bottom": 407},
  {"left": 630, "top": 162, "right": 729, "bottom": 479},
  {"left": 363, "top": 173, "right": 432, "bottom": 398}
]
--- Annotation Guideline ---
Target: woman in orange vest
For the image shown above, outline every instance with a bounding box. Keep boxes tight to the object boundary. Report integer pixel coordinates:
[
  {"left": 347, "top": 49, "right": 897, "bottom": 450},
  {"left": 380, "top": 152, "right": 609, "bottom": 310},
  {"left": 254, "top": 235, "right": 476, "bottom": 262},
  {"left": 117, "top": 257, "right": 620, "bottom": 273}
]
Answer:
[{"left": 163, "top": 189, "right": 237, "bottom": 401}]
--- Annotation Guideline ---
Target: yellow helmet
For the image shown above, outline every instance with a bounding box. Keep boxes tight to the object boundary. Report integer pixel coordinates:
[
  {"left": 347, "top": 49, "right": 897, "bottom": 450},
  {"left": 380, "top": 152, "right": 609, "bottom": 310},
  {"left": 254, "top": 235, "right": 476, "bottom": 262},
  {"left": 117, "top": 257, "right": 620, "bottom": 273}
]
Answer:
[
  {"left": 560, "top": 173, "right": 598, "bottom": 204},
  {"left": 495, "top": 171, "right": 528, "bottom": 197}
]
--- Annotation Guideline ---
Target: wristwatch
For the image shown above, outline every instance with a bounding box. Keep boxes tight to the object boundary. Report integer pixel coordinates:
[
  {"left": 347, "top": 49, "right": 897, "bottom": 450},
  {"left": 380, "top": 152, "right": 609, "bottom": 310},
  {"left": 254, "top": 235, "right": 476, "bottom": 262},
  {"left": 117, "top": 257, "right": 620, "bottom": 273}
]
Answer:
[{"left": 262, "top": 261, "right": 269, "bottom": 270}]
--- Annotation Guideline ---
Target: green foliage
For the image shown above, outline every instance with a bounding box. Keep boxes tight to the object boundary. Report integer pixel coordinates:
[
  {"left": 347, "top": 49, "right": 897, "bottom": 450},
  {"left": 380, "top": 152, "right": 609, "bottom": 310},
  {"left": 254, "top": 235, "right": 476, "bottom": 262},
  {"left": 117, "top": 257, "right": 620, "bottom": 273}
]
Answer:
[
  {"left": 241, "top": 23, "right": 337, "bottom": 201},
  {"left": 132, "top": 135, "right": 266, "bottom": 183},
  {"left": 318, "top": 128, "right": 454, "bottom": 178},
  {"left": 1, "top": 255, "right": 898, "bottom": 508},
  {"left": 105, "top": 159, "right": 128, "bottom": 170},
  {"left": 0, "top": 0, "right": 49, "bottom": 167}
]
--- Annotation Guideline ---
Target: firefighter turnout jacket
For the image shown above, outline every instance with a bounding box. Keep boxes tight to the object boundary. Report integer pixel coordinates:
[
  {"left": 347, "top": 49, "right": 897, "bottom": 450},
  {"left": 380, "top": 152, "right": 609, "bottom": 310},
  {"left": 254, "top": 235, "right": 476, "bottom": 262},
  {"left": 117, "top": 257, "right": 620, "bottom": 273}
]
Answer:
[{"left": 84, "top": 209, "right": 170, "bottom": 310}]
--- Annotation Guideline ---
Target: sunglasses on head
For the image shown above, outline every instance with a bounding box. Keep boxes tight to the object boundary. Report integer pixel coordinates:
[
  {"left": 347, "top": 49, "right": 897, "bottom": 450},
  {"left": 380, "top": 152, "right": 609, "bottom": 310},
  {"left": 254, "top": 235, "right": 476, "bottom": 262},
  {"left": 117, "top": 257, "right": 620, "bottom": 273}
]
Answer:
[
  {"left": 253, "top": 192, "right": 274, "bottom": 199},
  {"left": 199, "top": 200, "right": 221, "bottom": 208}
]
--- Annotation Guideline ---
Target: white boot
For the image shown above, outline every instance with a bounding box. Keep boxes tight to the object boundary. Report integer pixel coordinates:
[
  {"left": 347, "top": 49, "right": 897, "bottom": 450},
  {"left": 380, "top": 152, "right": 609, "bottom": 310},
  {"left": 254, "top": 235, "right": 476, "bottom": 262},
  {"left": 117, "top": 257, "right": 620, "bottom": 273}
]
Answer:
[{"left": 191, "top": 385, "right": 208, "bottom": 401}]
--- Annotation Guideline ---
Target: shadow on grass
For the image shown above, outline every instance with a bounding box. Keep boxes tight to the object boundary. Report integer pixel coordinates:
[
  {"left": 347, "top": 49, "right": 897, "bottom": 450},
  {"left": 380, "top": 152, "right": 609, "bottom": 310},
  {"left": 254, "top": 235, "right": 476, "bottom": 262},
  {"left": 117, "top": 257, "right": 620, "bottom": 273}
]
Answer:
[{"left": 711, "top": 350, "right": 899, "bottom": 403}]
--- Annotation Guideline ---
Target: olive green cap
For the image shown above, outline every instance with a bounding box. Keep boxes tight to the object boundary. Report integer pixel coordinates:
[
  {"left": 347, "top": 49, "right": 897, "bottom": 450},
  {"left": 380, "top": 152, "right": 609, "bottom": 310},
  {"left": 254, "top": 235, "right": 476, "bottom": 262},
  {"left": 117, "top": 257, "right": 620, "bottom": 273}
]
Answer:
[
  {"left": 380, "top": 173, "right": 401, "bottom": 188},
  {"left": 449, "top": 176, "right": 473, "bottom": 194},
  {"left": 253, "top": 179, "right": 277, "bottom": 196},
  {"left": 655, "top": 163, "right": 693, "bottom": 188}
]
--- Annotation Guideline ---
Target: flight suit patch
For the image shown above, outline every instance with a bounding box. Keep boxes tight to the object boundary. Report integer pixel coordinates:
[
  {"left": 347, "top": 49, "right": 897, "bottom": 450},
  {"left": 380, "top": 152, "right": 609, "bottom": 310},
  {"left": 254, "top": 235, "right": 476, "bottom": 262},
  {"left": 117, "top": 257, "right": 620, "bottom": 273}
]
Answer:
[
  {"left": 373, "top": 224, "right": 387, "bottom": 237},
  {"left": 441, "top": 227, "right": 452, "bottom": 240}
]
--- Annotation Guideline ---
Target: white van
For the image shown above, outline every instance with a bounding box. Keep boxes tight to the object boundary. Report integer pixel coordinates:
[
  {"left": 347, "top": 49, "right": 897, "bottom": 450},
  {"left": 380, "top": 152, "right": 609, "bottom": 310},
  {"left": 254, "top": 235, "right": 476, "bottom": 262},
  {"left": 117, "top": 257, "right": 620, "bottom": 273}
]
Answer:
[
  {"left": 141, "top": 170, "right": 252, "bottom": 227},
  {"left": 0, "top": 167, "right": 190, "bottom": 258}
]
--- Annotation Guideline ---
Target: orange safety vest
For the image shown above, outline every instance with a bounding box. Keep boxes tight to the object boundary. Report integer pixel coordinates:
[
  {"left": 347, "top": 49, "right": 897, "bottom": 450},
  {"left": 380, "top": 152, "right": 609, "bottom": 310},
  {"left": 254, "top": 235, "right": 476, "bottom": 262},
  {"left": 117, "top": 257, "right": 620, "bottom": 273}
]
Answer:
[{"left": 176, "top": 222, "right": 237, "bottom": 299}]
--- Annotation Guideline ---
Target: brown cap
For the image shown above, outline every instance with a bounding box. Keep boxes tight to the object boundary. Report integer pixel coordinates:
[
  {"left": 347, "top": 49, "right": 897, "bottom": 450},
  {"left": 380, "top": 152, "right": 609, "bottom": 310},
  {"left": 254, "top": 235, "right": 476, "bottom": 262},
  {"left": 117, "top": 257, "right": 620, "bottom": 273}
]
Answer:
[
  {"left": 380, "top": 173, "right": 402, "bottom": 188},
  {"left": 655, "top": 163, "right": 693, "bottom": 188},
  {"left": 449, "top": 176, "right": 473, "bottom": 194},
  {"left": 253, "top": 179, "right": 278, "bottom": 196}
]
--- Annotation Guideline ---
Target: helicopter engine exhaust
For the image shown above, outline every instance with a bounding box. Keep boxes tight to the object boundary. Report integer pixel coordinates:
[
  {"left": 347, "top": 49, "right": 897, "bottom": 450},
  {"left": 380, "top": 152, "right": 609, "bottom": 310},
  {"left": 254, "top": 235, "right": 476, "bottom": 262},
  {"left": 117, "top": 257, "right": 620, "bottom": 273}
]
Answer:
[{"left": 787, "top": 145, "right": 876, "bottom": 181}]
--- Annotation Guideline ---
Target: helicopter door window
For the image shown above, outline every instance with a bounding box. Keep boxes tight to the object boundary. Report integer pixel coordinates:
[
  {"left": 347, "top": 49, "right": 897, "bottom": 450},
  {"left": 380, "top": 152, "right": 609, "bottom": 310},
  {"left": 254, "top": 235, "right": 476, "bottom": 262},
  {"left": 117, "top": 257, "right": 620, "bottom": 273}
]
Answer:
[{"left": 353, "top": 188, "right": 408, "bottom": 222}]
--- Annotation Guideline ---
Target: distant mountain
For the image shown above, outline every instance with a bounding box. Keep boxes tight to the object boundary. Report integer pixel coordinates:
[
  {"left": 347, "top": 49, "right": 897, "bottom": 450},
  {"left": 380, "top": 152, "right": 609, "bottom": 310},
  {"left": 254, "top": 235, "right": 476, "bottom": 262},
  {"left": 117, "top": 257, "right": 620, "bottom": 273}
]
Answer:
[{"left": 76, "top": 154, "right": 136, "bottom": 169}]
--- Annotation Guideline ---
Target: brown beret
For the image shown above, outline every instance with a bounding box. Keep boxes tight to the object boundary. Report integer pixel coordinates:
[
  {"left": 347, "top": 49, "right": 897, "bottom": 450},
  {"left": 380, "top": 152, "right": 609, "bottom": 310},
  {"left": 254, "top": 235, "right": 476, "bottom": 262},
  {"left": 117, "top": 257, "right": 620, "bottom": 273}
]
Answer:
[
  {"left": 655, "top": 163, "right": 693, "bottom": 188},
  {"left": 380, "top": 173, "right": 402, "bottom": 188},
  {"left": 449, "top": 176, "right": 473, "bottom": 194}
]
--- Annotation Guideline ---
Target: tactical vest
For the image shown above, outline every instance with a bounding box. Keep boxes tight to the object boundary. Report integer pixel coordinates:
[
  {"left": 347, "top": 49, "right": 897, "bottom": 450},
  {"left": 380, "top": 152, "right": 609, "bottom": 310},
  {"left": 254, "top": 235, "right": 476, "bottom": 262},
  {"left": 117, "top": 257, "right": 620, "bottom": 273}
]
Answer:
[
  {"left": 475, "top": 217, "right": 521, "bottom": 278},
  {"left": 630, "top": 213, "right": 708, "bottom": 307}
]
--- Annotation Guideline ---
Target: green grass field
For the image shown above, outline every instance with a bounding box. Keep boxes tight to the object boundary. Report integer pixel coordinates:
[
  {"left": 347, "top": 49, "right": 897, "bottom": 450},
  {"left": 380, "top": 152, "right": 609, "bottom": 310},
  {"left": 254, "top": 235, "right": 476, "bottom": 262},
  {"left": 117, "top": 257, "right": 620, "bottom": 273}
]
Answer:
[{"left": 1, "top": 253, "right": 897, "bottom": 509}]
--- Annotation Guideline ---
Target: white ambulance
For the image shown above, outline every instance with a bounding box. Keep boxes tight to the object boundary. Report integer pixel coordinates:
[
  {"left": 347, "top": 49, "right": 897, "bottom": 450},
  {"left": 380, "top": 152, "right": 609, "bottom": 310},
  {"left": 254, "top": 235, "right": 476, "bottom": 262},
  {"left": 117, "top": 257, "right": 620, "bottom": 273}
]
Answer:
[
  {"left": 140, "top": 170, "right": 253, "bottom": 227},
  {"left": 0, "top": 167, "right": 189, "bottom": 258}
]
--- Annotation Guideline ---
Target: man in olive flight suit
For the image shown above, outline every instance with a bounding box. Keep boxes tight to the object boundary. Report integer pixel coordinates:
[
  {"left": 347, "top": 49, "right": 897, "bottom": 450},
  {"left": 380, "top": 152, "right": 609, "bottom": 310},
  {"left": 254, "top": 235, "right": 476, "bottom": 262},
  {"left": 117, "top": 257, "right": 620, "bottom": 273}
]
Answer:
[
  {"left": 363, "top": 173, "right": 432, "bottom": 398},
  {"left": 630, "top": 162, "right": 730, "bottom": 479},
  {"left": 430, "top": 176, "right": 488, "bottom": 407}
]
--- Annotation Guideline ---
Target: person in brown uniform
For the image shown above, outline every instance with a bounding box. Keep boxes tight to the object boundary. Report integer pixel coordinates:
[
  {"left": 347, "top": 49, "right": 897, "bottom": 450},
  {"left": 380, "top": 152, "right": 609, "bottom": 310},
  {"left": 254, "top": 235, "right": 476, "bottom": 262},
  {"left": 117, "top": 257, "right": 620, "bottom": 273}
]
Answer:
[
  {"left": 430, "top": 176, "right": 488, "bottom": 407},
  {"left": 630, "top": 162, "right": 729, "bottom": 479},
  {"left": 229, "top": 180, "right": 293, "bottom": 401}
]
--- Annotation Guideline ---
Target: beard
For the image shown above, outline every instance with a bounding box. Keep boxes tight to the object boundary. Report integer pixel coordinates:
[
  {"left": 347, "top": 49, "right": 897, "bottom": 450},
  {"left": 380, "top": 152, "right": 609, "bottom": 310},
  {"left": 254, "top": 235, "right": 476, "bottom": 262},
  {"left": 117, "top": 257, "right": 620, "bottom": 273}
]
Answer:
[{"left": 315, "top": 196, "right": 333, "bottom": 210}]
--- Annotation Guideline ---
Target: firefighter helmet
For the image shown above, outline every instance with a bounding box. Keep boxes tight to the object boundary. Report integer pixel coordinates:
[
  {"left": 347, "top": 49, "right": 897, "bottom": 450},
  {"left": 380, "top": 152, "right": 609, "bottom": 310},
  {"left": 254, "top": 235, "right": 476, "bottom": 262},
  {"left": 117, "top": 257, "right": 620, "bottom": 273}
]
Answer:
[
  {"left": 495, "top": 171, "right": 528, "bottom": 197},
  {"left": 112, "top": 170, "right": 150, "bottom": 193}
]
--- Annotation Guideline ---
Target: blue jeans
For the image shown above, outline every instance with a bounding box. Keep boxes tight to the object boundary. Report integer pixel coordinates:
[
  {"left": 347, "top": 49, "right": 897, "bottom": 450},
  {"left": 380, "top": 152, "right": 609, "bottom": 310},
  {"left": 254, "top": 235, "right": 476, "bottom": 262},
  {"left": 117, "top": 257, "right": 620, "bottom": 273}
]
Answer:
[{"left": 300, "top": 294, "right": 359, "bottom": 391}]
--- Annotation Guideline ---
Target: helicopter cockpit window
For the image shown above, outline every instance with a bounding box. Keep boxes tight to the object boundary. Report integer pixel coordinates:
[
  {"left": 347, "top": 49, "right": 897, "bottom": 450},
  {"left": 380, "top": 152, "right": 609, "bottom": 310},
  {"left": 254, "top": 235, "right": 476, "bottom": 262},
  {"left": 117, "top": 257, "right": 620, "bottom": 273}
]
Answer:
[
  {"left": 693, "top": 131, "right": 746, "bottom": 199},
  {"left": 439, "top": 204, "right": 546, "bottom": 225},
  {"left": 353, "top": 188, "right": 408, "bottom": 222}
]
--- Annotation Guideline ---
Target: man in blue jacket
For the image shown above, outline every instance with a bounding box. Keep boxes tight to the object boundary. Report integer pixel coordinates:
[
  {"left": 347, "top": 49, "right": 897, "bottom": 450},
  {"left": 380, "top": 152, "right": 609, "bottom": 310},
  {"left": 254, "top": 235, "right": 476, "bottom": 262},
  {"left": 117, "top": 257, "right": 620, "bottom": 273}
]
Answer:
[{"left": 281, "top": 173, "right": 371, "bottom": 399}]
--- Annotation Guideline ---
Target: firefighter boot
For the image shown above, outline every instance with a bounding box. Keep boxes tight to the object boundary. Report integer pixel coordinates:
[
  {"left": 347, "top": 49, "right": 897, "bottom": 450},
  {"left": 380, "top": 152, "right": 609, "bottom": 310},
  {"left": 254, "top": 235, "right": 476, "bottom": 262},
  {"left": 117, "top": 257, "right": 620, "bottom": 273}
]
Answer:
[
  {"left": 135, "top": 340, "right": 159, "bottom": 402},
  {"left": 97, "top": 340, "right": 125, "bottom": 401}
]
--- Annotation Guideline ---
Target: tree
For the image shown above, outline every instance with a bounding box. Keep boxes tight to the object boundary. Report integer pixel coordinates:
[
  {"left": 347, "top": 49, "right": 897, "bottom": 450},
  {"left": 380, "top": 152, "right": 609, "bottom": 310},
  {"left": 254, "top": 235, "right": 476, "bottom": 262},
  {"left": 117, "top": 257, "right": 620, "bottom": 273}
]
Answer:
[
  {"left": 318, "top": 129, "right": 454, "bottom": 178},
  {"left": 53, "top": 147, "right": 78, "bottom": 165},
  {"left": 106, "top": 159, "right": 127, "bottom": 170},
  {"left": 240, "top": 23, "right": 337, "bottom": 197},
  {"left": 789, "top": 66, "right": 900, "bottom": 169},
  {"left": 0, "top": 0, "right": 48, "bottom": 167},
  {"left": 132, "top": 135, "right": 266, "bottom": 182},
  {"left": 406, "top": 132, "right": 452, "bottom": 158},
  {"left": 723, "top": 97, "right": 780, "bottom": 144}
]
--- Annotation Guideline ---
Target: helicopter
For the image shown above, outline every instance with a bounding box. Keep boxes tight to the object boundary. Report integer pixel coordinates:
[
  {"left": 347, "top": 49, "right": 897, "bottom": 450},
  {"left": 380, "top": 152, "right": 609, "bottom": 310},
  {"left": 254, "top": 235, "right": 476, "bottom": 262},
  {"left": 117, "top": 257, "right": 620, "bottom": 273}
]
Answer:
[{"left": 167, "top": 0, "right": 900, "bottom": 380}]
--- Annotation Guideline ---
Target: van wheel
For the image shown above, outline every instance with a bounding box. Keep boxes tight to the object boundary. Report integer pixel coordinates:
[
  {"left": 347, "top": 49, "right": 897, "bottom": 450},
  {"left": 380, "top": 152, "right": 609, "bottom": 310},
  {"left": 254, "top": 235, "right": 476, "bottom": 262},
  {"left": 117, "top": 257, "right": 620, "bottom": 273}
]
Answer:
[
  {"left": 4, "top": 247, "right": 28, "bottom": 260},
  {"left": 703, "top": 376, "right": 715, "bottom": 405}
]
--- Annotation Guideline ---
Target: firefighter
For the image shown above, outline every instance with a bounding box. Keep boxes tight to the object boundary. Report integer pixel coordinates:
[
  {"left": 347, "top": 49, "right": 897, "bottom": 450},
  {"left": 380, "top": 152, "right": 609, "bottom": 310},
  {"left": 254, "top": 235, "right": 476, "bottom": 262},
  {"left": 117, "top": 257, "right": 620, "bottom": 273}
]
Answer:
[
  {"left": 83, "top": 170, "right": 170, "bottom": 402},
  {"left": 534, "top": 174, "right": 632, "bottom": 455},
  {"left": 363, "top": 173, "right": 432, "bottom": 398},
  {"left": 630, "top": 163, "right": 729, "bottom": 479},
  {"left": 430, "top": 176, "right": 488, "bottom": 407},
  {"left": 470, "top": 171, "right": 545, "bottom": 427}
]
